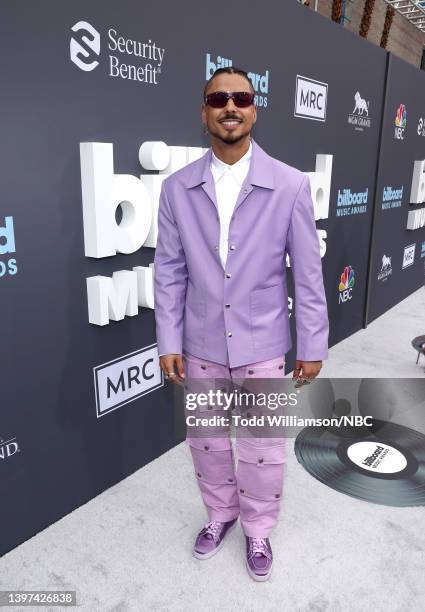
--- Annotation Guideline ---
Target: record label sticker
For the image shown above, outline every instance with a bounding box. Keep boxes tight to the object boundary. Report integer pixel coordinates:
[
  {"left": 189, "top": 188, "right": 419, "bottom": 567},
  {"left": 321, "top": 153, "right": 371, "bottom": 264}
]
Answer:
[{"left": 347, "top": 441, "right": 407, "bottom": 473}]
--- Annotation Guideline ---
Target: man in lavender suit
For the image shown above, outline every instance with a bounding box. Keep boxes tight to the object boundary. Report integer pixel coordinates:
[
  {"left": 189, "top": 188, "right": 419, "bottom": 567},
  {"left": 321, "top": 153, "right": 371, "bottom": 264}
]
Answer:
[{"left": 154, "top": 67, "right": 329, "bottom": 581}]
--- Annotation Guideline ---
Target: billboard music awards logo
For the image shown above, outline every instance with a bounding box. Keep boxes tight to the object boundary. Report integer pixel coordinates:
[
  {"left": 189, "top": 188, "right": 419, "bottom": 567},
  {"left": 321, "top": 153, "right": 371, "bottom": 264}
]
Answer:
[
  {"left": 402, "top": 243, "right": 416, "bottom": 269},
  {"left": 205, "top": 54, "right": 269, "bottom": 108},
  {"left": 294, "top": 75, "right": 328, "bottom": 122},
  {"left": 421, "top": 240, "right": 425, "bottom": 258},
  {"left": 70, "top": 20, "right": 165, "bottom": 84},
  {"left": 338, "top": 265, "right": 355, "bottom": 304},
  {"left": 336, "top": 187, "right": 368, "bottom": 217},
  {"left": 377, "top": 254, "right": 392, "bottom": 282},
  {"left": 347, "top": 91, "right": 372, "bottom": 131},
  {"left": 381, "top": 185, "right": 403, "bottom": 210},
  {"left": 394, "top": 104, "right": 407, "bottom": 140},
  {"left": 0, "top": 216, "right": 18, "bottom": 278}
]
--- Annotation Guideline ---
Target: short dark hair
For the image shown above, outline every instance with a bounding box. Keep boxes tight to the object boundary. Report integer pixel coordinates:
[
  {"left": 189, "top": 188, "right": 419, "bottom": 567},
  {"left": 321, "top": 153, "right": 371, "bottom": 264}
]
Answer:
[{"left": 203, "top": 67, "right": 255, "bottom": 100}]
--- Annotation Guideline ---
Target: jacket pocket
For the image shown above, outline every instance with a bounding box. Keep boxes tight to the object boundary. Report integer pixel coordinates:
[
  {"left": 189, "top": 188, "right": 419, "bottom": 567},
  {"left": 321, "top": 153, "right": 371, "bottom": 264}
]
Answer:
[
  {"left": 184, "top": 294, "right": 207, "bottom": 347},
  {"left": 249, "top": 284, "right": 286, "bottom": 350}
]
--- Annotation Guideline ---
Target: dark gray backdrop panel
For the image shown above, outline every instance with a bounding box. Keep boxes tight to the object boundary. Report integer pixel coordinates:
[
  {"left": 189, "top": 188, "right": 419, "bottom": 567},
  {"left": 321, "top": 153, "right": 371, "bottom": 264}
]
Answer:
[
  {"left": 366, "top": 53, "right": 425, "bottom": 324},
  {"left": 0, "top": 0, "right": 389, "bottom": 556}
]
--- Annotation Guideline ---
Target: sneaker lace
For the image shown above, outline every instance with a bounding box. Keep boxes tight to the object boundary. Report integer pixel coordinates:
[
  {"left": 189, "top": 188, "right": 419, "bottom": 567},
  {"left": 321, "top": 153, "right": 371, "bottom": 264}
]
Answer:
[
  {"left": 249, "top": 537, "right": 271, "bottom": 559},
  {"left": 202, "top": 521, "right": 223, "bottom": 543}
]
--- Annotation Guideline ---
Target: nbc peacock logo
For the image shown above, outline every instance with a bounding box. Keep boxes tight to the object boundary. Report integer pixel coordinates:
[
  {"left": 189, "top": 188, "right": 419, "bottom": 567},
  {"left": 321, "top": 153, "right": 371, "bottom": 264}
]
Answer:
[
  {"left": 338, "top": 265, "right": 355, "bottom": 304},
  {"left": 394, "top": 104, "right": 407, "bottom": 140}
]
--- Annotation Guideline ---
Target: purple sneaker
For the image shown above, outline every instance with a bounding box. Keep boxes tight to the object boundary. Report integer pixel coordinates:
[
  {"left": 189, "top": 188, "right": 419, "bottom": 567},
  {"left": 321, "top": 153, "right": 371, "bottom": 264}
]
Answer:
[
  {"left": 245, "top": 537, "right": 273, "bottom": 581},
  {"left": 193, "top": 518, "right": 238, "bottom": 560}
]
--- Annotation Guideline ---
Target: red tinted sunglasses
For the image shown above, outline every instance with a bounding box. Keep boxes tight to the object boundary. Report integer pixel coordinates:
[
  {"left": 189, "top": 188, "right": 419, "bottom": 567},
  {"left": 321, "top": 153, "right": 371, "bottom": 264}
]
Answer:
[{"left": 204, "top": 91, "right": 255, "bottom": 108}]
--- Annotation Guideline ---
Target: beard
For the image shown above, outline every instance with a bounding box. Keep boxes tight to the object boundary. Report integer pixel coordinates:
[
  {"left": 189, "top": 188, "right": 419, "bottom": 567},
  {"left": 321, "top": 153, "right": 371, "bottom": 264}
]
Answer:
[{"left": 208, "top": 124, "right": 250, "bottom": 145}]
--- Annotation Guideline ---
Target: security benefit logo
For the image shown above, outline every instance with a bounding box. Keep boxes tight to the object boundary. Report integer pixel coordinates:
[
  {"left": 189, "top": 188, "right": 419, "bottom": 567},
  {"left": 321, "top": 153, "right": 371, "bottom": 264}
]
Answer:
[
  {"left": 294, "top": 75, "right": 328, "bottom": 122},
  {"left": 94, "top": 345, "right": 163, "bottom": 417},
  {"left": 417, "top": 117, "right": 425, "bottom": 137},
  {"left": 205, "top": 53, "right": 269, "bottom": 108},
  {"left": 338, "top": 265, "right": 355, "bottom": 305},
  {"left": 347, "top": 91, "right": 372, "bottom": 131},
  {"left": 70, "top": 20, "right": 165, "bottom": 84},
  {"left": 0, "top": 216, "right": 18, "bottom": 278},
  {"left": 394, "top": 104, "right": 407, "bottom": 140},
  {"left": 377, "top": 254, "right": 392, "bottom": 282},
  {"left": 70, "top": 21, "right": 100, "bottom": 72}
]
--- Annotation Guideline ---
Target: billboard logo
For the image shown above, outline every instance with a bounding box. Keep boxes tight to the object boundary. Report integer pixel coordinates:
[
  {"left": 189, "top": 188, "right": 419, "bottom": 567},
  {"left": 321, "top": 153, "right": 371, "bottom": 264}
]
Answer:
[
  {"left": 70, "top": 21, "right": 100, "bottom": 72},
  {"left": 205, "top": 53, "right": 269, "bottom": 108},
  {"left": 402, "top": 244, "right": 416, "bottom": 269},
  {"left": 381, "top": 185, "right": 403, "bottom": 210},
  {"left": 336, "top": 188, "right": 368, "bottom": 217},
  {"left": 417, "top": 117, "right": 425, "bottom": 137},
  {"left": 421, "top": 241, "right": 425, "bottom": 258},
  {"left": 348, "top": 91, "right": 371, "bottom": 131},
  {"left": 377, "top": 254, "right": 392, "bottom": 282},
  {"left": 0, "top": 216, "right": 18, "bottom": 278},
  {"left": 394, "top": 104, "right": 407, "bottom": 140},
  {"left": 94, "top": 344, "right": 163, "bottom": 417},
  {"left": 407, "top": 160, "right": 425, "bottom": 230},
  {"left": 294, "top": 75, "right": 328, "bottom": 122},
  {"left": 338, "top": 265, "right": 355, "bottom": 304}
]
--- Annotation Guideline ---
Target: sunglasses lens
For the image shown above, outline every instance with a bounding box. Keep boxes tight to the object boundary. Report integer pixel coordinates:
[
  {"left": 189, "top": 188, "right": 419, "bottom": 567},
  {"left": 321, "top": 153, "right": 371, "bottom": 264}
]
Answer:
[
  {"left": 206, "top": 92, "right": 228, "bottom": 108},
  {"left": 233, "top": 92, "right": 254, "bottom": 107}
]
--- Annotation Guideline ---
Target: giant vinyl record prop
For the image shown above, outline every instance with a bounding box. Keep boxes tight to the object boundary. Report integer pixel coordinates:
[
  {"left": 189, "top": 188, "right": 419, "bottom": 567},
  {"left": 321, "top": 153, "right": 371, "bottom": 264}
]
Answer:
[{"left": 294, "top": 419, "right": 425, "bottom": 506}]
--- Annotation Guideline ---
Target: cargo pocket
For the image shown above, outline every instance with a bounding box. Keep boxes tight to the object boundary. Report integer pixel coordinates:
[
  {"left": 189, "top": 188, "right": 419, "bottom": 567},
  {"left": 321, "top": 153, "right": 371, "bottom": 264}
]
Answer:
[
  {"left": 188, "top": 445, "right": 239, "bottom": 515},
  {"left": 236, "top": 443, "right": 285, "bottom": 502}
]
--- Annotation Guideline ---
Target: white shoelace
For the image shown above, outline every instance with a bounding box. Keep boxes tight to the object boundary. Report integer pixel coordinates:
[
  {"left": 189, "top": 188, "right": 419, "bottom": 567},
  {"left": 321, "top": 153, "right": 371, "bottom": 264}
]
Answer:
[
  {"left": 250, "top": 537, "right": 271, "bottom": 559},
  {"left": 203, "top": 520, "right": 223, "bottom": 543}
]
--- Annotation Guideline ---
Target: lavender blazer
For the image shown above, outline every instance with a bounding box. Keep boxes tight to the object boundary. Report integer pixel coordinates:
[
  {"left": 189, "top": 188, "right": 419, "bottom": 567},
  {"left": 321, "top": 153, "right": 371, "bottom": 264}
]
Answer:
[{"left": 153, "top": 137, "right": 329, "bottom": 368}]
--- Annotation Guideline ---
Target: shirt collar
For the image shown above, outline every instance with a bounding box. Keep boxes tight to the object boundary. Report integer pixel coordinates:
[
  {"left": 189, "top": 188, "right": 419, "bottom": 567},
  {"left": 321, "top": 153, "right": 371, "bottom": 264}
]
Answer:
[{"left": 210, "top": 139, "right": 252, "bottom": 186}]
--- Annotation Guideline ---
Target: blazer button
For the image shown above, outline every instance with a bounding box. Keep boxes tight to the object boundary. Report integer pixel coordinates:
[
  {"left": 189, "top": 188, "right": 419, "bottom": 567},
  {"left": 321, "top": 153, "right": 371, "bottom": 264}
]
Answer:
[
  {"left": 229, "top": 244, "right": 236, "bottom": 251},
  {"left": 225, "top": 304, "right": 231, "bottom": 308},
  {"left": 226, "top": 273, "right": 231, "bottom": 278},
  {"left": 214, "top": 245, "right": 218, "bottom": 250},
  {"left": 227, "top": 332, "right": 232, "bottom": 337}
]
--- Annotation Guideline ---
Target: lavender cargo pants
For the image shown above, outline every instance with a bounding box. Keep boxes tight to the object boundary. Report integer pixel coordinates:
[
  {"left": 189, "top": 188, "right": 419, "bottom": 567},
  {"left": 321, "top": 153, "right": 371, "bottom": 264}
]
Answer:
[{"left": 183, "top": 350, "right": 286, "bottom": 538}]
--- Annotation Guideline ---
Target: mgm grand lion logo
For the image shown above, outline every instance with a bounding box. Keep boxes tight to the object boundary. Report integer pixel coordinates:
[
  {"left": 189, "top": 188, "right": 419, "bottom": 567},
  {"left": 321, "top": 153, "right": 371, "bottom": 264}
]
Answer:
[
  {"left": 378, "top": 254, "right": 392, "bottom": 282},
  {"left": 352, "top": 91, "right": 369, "bottom": 116}
]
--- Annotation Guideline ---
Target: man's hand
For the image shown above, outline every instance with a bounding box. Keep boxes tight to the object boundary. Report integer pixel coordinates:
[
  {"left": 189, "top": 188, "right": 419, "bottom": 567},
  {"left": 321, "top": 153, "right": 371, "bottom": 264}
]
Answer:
[
  {"left": 160, "top": 354, "right": 185, "bottom": 385},
  {"left": 293, "top": 360, "right": 322, "bottom": 387}
]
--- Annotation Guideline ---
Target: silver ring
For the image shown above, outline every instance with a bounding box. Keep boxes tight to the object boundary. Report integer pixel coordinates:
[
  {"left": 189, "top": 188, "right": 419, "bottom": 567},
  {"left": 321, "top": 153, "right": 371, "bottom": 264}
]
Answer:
[{"left": 167, "top": 372, "right": 176, "bottom": 377}]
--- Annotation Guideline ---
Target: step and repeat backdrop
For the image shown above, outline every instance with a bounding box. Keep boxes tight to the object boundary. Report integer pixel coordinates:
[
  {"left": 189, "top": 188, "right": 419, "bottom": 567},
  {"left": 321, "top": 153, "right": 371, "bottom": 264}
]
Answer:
[
  {"left": 366, "top": 53, "right": 425, "bottom": 323},
  {"left": 1, "top": 0, "right": 424, "bottom": 555}
]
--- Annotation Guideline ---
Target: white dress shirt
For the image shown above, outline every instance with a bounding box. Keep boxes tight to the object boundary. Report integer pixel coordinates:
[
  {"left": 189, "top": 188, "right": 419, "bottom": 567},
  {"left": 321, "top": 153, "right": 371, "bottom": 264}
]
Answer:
[
  {"left": 158, "top": 140, "right": 252, "bottom": 358},
  {"left": 210, "top": 139, "right": 252, "bottom": 269}
]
